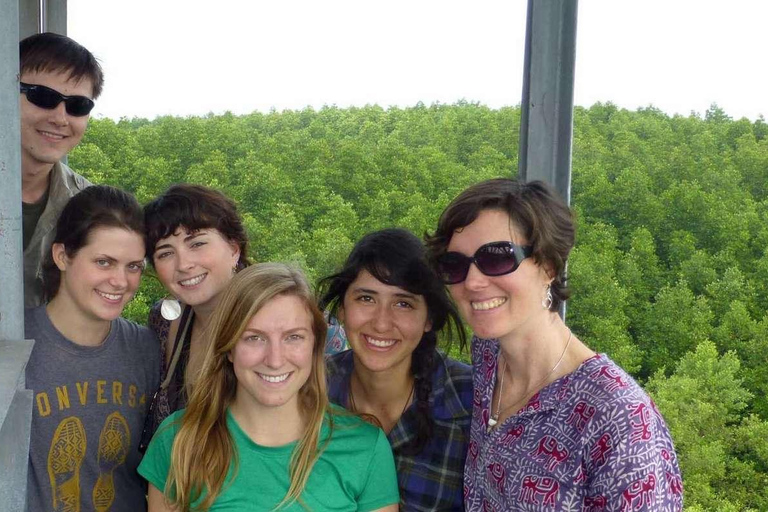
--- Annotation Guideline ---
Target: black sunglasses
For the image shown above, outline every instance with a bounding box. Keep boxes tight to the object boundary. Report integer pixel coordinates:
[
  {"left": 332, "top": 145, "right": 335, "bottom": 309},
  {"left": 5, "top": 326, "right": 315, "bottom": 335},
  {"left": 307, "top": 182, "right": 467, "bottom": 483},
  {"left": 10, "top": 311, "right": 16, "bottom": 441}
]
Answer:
[
  {"left": 437, "top": 241, "right": 532, "bottom": 284},
  {"left": 20, "top": 82, "right": 95, "bottom": 117}
]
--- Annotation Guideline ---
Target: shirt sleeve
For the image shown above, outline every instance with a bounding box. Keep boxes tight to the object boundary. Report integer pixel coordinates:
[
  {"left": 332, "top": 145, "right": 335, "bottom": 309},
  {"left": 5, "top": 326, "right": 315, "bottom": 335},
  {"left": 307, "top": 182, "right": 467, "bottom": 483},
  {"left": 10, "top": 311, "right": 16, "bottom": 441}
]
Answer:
[
  {"left": 357, "top": 429, "right": 400, "bottom": 511},
  {"left": 582, "top": 395, "right": 683, "bottom": 512},
  {"left": 137, "top": 413, "right": 178, "bottom": 494}
]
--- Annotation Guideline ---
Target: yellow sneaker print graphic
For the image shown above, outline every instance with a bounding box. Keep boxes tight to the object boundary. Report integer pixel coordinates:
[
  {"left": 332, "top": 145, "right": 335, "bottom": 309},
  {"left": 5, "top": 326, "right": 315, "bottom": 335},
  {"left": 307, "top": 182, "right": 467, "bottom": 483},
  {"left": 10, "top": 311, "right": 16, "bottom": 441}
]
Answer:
[
  {"left": 92, "top": 412, "right": 130, "bottom": 512},
  {"left": 48, "top": 416, "right": 87, "bottom": 512}
]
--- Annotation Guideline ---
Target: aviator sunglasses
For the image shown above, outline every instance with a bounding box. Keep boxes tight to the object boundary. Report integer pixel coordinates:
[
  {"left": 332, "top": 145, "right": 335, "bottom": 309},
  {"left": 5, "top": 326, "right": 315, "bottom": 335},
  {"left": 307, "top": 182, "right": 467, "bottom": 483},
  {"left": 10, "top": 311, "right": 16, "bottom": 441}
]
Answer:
[
  {"left": 20, "top": 82, "right": 95, "bottom": 117},
  {"left": 437, "top": 241, "right": 532, "bottom": 284}
]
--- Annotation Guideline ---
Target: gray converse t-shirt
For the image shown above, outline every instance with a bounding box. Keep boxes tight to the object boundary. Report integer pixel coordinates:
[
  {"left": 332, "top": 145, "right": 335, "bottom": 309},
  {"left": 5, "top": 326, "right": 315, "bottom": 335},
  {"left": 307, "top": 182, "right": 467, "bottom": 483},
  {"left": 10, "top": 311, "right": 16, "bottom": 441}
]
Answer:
[{"left": 25, "top": 306, "right": 161, "bottom": 512}]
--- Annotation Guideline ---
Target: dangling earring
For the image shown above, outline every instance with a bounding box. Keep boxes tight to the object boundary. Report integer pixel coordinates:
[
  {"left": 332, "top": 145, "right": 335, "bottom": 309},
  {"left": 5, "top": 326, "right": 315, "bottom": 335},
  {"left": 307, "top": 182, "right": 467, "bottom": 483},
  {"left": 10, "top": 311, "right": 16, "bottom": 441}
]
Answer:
[
  {"left": 542, "top": 284, "right": 553, "bottom": 310},
  {"left": 160, "top": 298, "right": 182, "bottom": 321},
  {"left": 232, "top": 264, "right": 238, "bottom": 276}
]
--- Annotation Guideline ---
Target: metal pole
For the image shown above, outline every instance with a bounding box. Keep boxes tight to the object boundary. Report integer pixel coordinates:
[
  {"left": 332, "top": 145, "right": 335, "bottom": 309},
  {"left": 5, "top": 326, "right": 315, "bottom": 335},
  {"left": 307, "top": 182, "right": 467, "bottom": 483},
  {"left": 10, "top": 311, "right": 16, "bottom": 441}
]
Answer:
[
  {"left": 46, "top": 0, "right": 67, "bottom": 36},
  {"left": 518, "top": 0, "right": 578, "bottom": 320},
  {"left": 19, "top": 0, "right": 38, "bottom": 39},
  {"left": 39, "top": 0, "right": 46, "bottom": 32},
  {"left": 1, "top": 0, "right": 25, "bottom": 343},
  {"left": 518, "top": 0, "right": 578, "bottom": 206},
  {"left": 1, "top": 5, "right": 34, "bottom": 511}
]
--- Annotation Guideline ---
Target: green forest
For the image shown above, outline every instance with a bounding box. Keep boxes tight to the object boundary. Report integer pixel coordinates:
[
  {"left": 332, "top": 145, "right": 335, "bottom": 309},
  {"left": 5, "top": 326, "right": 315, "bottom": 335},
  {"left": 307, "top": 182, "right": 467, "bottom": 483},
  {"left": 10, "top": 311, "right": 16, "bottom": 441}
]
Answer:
[{"left": 71, "top": 102, "right": 768, "bottom": 511}]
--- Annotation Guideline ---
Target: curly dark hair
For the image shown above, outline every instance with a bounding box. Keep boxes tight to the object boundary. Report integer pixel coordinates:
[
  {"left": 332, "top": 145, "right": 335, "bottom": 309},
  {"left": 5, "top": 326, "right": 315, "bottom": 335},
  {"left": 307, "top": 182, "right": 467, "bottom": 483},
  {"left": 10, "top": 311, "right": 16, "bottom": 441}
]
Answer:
[{"left": 143, "top": 184, "right": 250, "bottom": 270}]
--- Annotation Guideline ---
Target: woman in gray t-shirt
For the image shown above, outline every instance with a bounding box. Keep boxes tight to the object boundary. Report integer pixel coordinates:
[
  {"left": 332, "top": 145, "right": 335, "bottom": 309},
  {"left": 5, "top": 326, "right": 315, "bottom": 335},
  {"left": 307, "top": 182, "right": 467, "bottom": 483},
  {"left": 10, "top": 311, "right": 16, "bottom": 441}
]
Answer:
[{"left": 25, "top": 185, "right": 160, "bottom": 512}]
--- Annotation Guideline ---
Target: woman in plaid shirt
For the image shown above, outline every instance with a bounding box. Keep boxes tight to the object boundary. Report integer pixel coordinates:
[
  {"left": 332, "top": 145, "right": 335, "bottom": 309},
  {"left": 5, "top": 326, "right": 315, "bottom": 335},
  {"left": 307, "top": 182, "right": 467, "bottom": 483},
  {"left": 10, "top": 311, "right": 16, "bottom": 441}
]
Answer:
[{"left": 321, "top": 228, "right": 474, "bottom": 511}]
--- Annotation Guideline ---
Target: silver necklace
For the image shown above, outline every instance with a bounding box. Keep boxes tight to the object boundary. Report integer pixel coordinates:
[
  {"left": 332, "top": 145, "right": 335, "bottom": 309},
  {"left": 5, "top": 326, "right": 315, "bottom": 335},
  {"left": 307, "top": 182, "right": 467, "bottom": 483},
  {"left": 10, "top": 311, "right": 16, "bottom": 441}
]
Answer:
[{"left": 487, "top": 330, "right": 573, "bottom": 432}]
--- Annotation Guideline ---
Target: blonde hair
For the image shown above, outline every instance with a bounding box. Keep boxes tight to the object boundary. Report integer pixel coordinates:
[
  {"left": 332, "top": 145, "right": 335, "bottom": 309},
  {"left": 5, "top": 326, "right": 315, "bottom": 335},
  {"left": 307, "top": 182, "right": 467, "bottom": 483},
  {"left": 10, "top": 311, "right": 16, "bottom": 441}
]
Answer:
[{"left": 164, "top": 263, "right": 330, "bottom": 511}]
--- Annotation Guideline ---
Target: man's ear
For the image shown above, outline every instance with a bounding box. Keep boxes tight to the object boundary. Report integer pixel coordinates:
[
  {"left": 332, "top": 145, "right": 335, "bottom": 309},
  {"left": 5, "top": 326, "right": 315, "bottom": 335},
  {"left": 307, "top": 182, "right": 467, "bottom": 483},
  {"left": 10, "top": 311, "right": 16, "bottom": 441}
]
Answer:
[{"left": 51, "top": 243, "right": 68, "bottom": 272}]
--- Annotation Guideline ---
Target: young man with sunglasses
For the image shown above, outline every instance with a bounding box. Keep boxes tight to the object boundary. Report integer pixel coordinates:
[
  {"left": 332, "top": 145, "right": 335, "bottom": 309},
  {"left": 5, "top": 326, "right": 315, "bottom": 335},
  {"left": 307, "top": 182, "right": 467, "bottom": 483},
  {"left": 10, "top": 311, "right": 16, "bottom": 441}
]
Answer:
[{"left": 19, "top": 32, "right": 103, "bottom": 307}]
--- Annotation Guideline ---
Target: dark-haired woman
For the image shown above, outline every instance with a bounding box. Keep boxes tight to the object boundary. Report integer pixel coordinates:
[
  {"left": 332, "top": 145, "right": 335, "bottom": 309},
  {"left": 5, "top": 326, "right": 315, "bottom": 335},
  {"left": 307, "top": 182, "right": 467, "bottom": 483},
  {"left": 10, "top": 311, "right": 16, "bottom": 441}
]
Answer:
[
  {"left": 140, "top": 184, "right": 251, "bottom": 448},
  {"left": 427, "top": 178, "right": 683, "bottom": 511},
  {"left": 319, "top": 228, "right": 473, "bottom": 511},
  {"left": 24, "top": 185, "right": 160, "bottom": 512}
]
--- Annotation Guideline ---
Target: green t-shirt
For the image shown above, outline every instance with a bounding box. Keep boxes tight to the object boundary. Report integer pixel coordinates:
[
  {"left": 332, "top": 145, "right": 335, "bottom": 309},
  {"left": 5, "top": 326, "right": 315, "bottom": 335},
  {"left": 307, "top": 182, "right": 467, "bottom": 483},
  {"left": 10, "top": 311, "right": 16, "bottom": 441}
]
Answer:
[{"left": 138, "top": 405, "right": 399, "bottom": 511}]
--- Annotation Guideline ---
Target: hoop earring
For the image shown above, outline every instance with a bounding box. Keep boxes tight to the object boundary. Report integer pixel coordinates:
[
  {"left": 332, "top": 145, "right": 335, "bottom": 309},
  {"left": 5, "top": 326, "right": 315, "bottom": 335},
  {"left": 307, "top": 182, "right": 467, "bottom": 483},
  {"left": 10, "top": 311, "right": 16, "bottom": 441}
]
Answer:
[
  {"left": 160, "top": 298, "right": 182, "bottom": 321},
  {"left": 542, "top": 284, "right": 553, "bottom": 310}
]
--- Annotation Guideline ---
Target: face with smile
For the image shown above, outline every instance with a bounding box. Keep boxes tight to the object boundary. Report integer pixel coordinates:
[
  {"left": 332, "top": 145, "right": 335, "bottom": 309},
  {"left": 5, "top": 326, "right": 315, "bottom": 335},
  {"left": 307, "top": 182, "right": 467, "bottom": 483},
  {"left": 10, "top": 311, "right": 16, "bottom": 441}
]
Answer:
[
  {"left": 229, "top": 294, "right": 315, "bottom": 413},
  {"left": 152, "top": 227, "right": 240, "bottom": 311},
  {"left": 52, "top": 227, "right": 145, "bottom": 323},
  {"left": 446, "top": 208, "right": 552, "bottom": 341},
  {"left": 20, "top": 70, "right": 93, "bottom": 173},
  {"left": 340, "top": 269, "right": 432, "bottom": 375}
]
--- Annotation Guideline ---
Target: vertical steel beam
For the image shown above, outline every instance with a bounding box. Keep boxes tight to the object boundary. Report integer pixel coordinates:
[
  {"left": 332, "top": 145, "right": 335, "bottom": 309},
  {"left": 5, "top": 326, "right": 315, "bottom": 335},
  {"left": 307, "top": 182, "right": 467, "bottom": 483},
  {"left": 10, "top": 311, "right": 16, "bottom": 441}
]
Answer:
[
  {"left": 0, "top": 366, "right": 34, "bottom": 512},
  {"left": 518, "top": 0, "right": 578, "bottom": 320},
  {"left": 1, "top": 5, "right": 35, "bottom": 510},
  {"left": 518, "top": 0, "right": 578, "bottom": 206},
  {"left": 2, "top": 0, "right": 24, "bottom": 343},
  {"left": 19, "top": 0, "right": 67, "bottom": 38},
  {"left": 46, "top": 0, "right": 67, "bottom": 35},
  {"left": 18, "top": 0, "right": 39, "bottom": 39}
]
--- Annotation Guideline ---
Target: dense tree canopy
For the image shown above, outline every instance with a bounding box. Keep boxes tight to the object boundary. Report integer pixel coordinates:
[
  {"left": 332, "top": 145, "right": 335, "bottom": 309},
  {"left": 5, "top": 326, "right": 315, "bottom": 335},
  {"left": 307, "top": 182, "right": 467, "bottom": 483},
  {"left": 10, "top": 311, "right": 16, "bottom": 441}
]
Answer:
[{"left": 71, "top": 102, "right": 768, "bottom": 509}]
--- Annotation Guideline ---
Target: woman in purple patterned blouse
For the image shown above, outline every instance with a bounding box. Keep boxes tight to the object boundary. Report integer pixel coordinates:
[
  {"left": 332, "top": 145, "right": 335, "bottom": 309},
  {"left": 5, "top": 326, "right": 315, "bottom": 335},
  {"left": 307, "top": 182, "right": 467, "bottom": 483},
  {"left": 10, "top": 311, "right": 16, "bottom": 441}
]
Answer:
[{"left": 426, "top": 178, "right": 683, "bottom": 511}]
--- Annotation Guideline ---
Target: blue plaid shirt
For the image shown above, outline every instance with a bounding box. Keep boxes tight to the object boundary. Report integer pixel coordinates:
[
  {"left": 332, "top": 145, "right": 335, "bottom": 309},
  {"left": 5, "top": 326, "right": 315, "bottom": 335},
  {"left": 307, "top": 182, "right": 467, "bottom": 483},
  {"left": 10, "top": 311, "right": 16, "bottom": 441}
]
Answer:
[{"left": 327, "top": 350, "right": 473, "bottom": 511}]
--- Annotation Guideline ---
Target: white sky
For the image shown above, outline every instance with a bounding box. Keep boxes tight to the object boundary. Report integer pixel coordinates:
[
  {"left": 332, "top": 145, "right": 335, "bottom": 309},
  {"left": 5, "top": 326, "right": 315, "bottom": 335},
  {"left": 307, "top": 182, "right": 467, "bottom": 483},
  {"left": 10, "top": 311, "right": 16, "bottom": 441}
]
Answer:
[{"left": 68, "top": 0, "right": 768, "bottom": 121}]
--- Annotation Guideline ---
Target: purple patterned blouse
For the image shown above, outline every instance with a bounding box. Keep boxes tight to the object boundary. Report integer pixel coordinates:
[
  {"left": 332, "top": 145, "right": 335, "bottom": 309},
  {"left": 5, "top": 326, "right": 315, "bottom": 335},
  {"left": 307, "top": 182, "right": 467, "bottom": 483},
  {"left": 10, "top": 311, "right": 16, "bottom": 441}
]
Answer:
[{"left": 464, "top": 337, "right": 683, "bottom": 511}]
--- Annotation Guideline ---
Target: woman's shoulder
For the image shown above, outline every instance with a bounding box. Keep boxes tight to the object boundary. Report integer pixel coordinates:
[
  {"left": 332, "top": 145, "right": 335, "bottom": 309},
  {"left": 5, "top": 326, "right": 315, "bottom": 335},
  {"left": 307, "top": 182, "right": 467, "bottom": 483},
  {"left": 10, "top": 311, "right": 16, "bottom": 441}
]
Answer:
[
  {"left": 24, "top": 305, "right": 48, "bottom": 337},
  {"left": 155, "top": 408, "right": 186, "bottom": 437},
  {"left": 571, "top": 354, "right": 648, "bottom": 402},
  {"left": 114, "top": 316, "right": 160, "bottom": 348},
  {"left": 567, "top": 355, "right": 671, "bottom": 436},
  {"left": 142, "top": 409, "right": 184, "bottom": 465}
]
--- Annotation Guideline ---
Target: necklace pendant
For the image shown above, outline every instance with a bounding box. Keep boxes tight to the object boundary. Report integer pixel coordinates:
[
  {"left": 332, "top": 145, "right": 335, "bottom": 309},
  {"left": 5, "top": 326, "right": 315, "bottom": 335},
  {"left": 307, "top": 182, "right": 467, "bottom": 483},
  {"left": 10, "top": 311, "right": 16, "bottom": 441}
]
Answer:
[{"left": 487, "top": 416, "right": 498, "bottom": 432}]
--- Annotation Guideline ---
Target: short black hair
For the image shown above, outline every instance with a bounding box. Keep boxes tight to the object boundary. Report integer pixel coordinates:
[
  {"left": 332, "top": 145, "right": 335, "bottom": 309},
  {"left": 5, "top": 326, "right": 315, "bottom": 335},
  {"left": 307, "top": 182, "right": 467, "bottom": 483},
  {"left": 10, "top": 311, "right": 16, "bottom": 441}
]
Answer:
[{"left": 20, "top": 32, "right": 104, "bottom": 99}]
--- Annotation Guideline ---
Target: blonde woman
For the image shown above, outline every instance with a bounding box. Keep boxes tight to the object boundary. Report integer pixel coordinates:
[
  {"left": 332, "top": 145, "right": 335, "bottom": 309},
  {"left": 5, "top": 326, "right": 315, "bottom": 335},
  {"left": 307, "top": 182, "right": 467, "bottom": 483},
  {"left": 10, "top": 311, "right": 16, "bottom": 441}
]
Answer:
[{"left": 138, "top": 263, "right": 399, "bottom": 511}]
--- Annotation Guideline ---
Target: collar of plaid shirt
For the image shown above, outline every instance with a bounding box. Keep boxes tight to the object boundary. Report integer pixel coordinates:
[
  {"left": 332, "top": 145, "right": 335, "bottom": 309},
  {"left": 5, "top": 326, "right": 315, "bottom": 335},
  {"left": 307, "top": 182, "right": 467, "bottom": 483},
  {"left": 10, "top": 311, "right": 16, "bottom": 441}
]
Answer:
[
  {"left": 326, "top": 349, "right": 472, "bottom": 438},
  {"left": 327, "top": 349, "right": 474, "bottom": 511}
]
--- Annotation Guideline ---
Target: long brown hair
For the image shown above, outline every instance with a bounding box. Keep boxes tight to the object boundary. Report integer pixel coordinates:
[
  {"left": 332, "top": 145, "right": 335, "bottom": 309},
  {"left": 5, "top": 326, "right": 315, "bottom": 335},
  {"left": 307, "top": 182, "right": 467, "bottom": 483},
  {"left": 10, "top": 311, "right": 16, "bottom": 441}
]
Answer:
[{"left": 164, "top": 263, "right": 329, "bottom": 511}]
